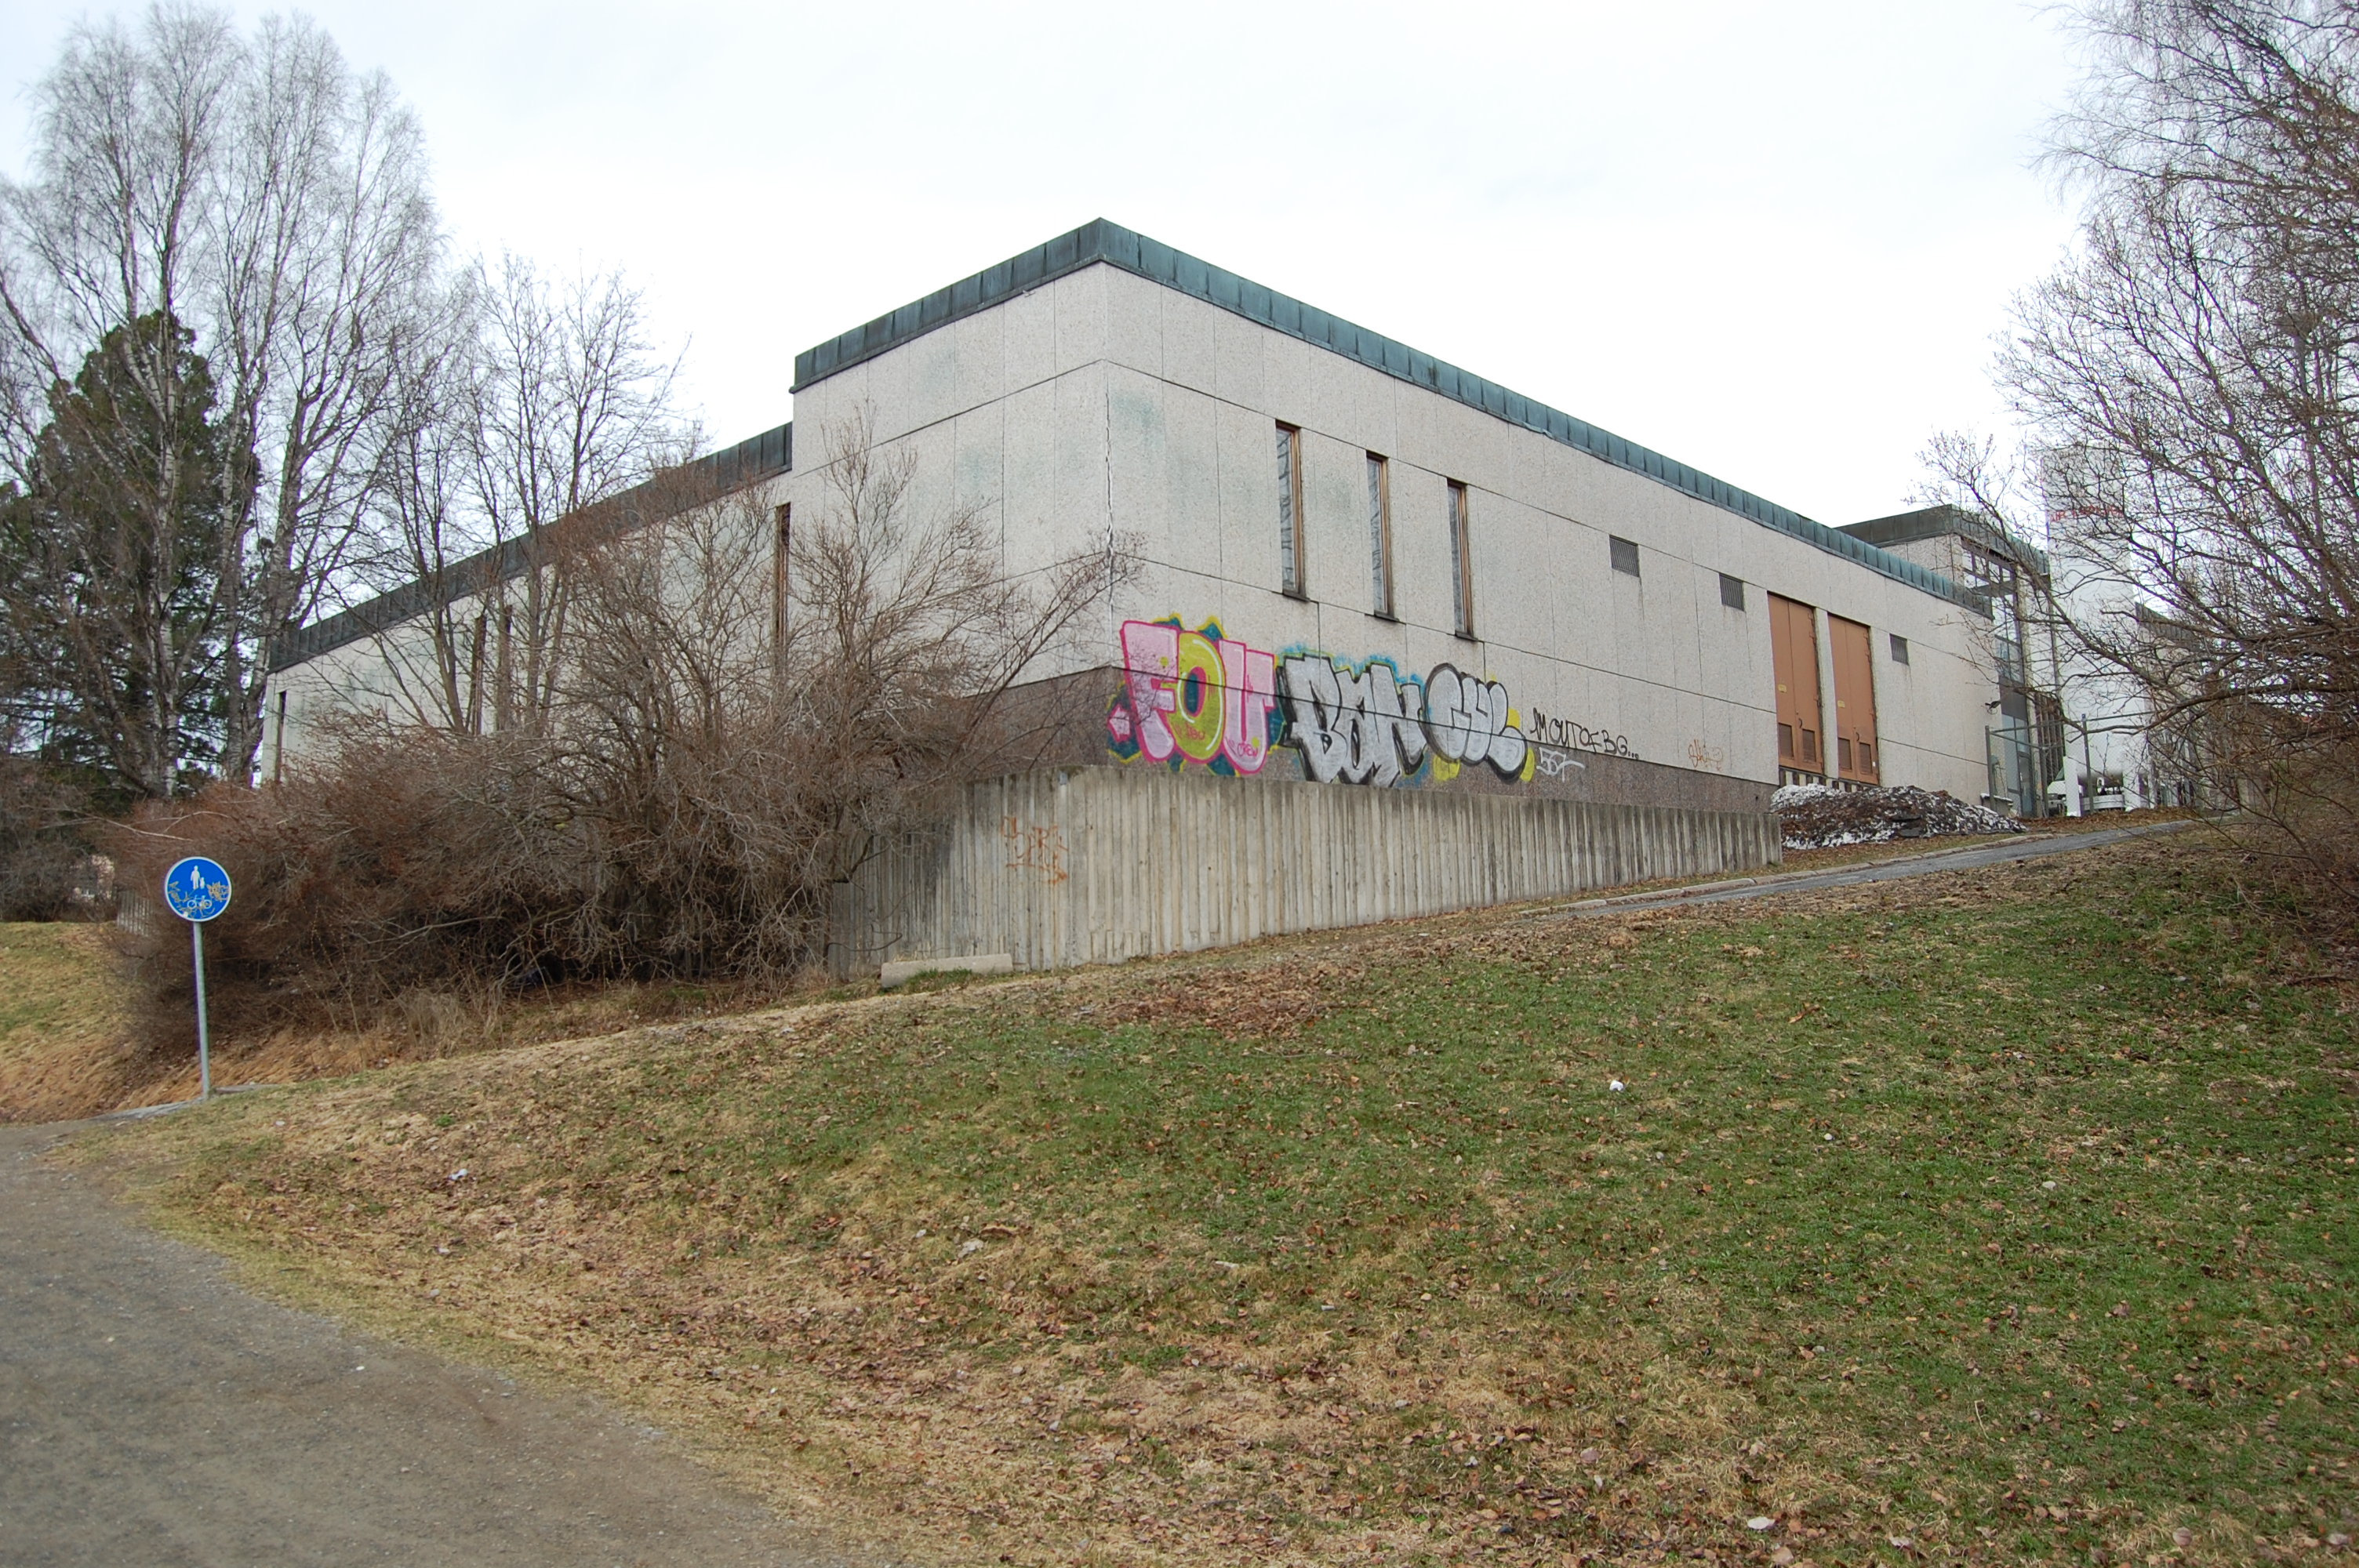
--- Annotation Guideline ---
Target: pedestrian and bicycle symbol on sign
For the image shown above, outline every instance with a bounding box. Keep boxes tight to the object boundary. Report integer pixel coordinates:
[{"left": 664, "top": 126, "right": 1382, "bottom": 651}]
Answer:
[
  {"left": 164, "top": 855, "right": 233, "bottom": 1099},
  {"left": 164, "top": 855, "right": 232, "bottom": 923}
]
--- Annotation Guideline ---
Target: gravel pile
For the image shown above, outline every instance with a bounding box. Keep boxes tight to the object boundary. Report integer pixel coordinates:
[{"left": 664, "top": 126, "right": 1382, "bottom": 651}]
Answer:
[{"left": 1774, "top": 782, "right": 2024, "bottom": 850}]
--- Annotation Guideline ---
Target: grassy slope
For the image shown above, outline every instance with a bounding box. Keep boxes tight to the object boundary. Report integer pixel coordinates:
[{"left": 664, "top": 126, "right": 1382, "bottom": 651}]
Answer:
[
  {"left": 0, "top": 921, "right": 142, "bottom": 1120},
  {"left": 85, "top": 842, "right": 2356, "bottom": 1567}
]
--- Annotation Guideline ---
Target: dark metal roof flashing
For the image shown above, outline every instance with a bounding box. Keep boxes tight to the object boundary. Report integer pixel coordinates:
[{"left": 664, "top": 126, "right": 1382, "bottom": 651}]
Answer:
[
  {"left": 272, "top": 422, "right": 791, "bottom": 671},
  {"left": 794, "top": 219, "right": 1978, "bottom": 612},
  {"left": 1839, "top": 504, "right": 2052, "bottom": 583}
]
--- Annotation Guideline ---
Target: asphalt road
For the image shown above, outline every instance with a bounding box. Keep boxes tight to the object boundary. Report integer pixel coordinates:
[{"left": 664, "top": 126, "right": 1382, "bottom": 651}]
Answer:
[
  {"left": 1556, "top": 818, "right": 2192, "bottom": 919},
  {"left": 0, "top": 1122, "right": 852, "bottom": 1568}
]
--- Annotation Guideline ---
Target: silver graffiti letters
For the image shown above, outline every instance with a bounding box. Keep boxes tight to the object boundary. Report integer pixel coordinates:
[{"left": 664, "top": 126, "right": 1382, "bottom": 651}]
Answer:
[
  {"left": 1423, "top": 663, "right": 1528, "bottom": 778},
  {"left": 1278, "top": 653, "right": 1531, "bottom": 786},
  {"left": 1278, "top": 655, "right": 1430, "bottom": 786}
]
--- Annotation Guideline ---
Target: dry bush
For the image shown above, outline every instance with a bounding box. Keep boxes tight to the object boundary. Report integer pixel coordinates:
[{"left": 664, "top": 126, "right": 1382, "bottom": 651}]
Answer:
[
  {"left": 107, "top": 412, "right": 1129, "bottom": 1034},
  {"left": 0, "top": 756, "right": 107, "bottom": 921},
  {"left": 2209, "top": 704, "right": 2359, "bottom": 928}
]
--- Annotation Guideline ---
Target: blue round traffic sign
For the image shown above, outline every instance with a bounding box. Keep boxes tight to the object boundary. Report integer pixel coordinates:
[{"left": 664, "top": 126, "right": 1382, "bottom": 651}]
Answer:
[{"left": 163, "top": 856, "right": 233, "bottom": 923}]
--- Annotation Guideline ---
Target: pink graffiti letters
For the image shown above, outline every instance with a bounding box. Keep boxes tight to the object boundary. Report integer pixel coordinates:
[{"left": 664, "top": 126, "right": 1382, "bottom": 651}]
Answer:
[{"left": 1107, "top": 619, "right": 1279, "bottom": 775}]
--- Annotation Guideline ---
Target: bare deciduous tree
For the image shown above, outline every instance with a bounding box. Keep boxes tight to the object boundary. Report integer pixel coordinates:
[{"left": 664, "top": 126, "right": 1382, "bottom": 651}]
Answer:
[
  {"left": 353, "top": 256, "right": 685, "bottom": 737},
  {"left": 1951, "top": 0, "right": 2359, "bottom": 906},
  {"left": 209, "top": 13, "right": 441, "bottom": 775},
  {"left": 466, "top": 255, "right": 683, "bottom": 734},
  {"left": 0, "top": 2, "right": 440, "bottom": 793}
]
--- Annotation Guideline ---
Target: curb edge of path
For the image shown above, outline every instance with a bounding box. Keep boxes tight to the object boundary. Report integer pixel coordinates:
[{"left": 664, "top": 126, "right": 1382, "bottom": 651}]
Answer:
[{"left": 1547, "top": 816, "right": 2201, "bottom": 919}]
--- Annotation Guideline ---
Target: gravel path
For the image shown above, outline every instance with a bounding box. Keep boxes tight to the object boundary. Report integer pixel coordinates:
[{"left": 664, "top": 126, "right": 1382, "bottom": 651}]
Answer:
[
  {"left": 0, "top": 1122, "right": 852, "bottom": 1568},
  {"left": 1556, "top": 818, "right": 2194, "bottom": 918}
]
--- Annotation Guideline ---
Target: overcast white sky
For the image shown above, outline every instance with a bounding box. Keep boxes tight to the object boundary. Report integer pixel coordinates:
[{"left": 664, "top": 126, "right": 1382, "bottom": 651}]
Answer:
[{"left": 0, "top": 1, "right": 2083, "bottom": 527}]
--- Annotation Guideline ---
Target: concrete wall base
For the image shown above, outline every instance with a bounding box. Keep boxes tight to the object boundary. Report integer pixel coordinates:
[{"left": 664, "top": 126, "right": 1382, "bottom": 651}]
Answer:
[{"left": 832, "top": 766, "right": 1780, "bottom": 978}]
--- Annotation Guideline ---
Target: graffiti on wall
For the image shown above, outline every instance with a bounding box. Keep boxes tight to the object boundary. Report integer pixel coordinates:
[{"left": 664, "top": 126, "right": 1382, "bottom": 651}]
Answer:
[
  {"left": 1533, "top": 748, "right": 1587, "bottom": 780},
  {"left": 1278, "top": 653, "right": 1430, "bottom": 786},
  {"left": 1105, "top": 618, "right": 1281, "bottom": 775},
  {"left": 1110, "top": 614, "right": 1550, "bottom": 789},
  {"left": 1002, "top": 815, "right": 1070, "bottom": 884},
  {"left": 1525, "top": 710, "right": 1637, "bottom": 761},
  {"left": 1424, "top": 665, "right": 1531, "bottom": 779},
  {"left": 1280, "top": 655, "right": 1532, "bottom": 786}
]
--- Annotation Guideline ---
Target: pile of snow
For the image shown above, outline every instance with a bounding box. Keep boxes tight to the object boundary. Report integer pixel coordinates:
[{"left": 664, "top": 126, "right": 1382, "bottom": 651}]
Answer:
[{"left": 1774, "top": 783, "right": 2024, "bottom": 850}]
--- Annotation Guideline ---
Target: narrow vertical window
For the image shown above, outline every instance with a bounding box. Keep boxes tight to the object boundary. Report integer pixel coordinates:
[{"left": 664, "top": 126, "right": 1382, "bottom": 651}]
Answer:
[
  {"left": 1367, "top": 452, "right": 1394, "bottom": 617},
  {"left": 1447, "top": 480, "right": 1474, "bottom": 637},
  {"left": 772, "top": 503, "right": 793, "bottom": 678},
  {"left": 1276, "top": 423, "right": 1305, "bottom": 596},
  {"left": 493, "top": 604, "right": 514, "bottom": 732}
]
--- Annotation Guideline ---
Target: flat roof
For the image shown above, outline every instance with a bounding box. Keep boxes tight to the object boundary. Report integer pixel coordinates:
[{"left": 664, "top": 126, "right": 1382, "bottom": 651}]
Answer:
[
  {"left": 795, "top": 219, "right": 1976, "bottom": 611},
  {"left": 1841, "top": 504, "right": 2052, "bottom": 581}
]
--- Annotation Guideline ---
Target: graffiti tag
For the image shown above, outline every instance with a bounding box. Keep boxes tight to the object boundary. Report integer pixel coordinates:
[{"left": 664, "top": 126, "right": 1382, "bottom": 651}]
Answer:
[
  {"left": 1525, "top": 710, "right": 1637, "bottom": 760},
  {"left": 1686, "top": 739, "right": 1727, "bottom": 772},
  {"left": 1423, "top": 664, "right": 1529, "bottom": 778},
  {"left": 1002, "top": 816, "right": 1070, "bottom": 884},
  {"left": 1106, "top": 619, "right": 1280, "bottom": 776}
]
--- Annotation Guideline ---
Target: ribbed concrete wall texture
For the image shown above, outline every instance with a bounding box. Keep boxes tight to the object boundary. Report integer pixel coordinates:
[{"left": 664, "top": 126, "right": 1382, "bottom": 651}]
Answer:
[{"left": 834, "top": 767, "right": 1779, "bottom": 975}]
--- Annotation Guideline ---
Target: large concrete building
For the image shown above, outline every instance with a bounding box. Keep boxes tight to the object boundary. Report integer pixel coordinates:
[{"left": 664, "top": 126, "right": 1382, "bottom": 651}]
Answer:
[{"left": 276, "top": 220, "right": 2011, "bottom": 830}]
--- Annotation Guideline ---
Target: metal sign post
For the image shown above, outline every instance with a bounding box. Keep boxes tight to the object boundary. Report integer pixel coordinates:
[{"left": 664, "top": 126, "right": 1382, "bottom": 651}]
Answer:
[{"left": 162, "top": 856, "right": 233, "bottom": 1101}]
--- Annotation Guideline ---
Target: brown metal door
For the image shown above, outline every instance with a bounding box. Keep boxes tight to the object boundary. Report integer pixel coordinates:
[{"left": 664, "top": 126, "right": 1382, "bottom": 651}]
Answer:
[
  {"left": 1768, "top": 594, "right": 1823, "bottom": 772},
  {"left": 1829, "top": 615, "right": 1879, "bottom": 783}
]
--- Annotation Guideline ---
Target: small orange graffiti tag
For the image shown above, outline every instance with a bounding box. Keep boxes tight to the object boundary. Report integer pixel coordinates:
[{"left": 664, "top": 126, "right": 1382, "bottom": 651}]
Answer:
[
  {"left": 1686, "top": 739, "right": 1728, "bottom": 773},
  {"left": 1002, "top": 816, "right": 1070, "bottom": 884}
]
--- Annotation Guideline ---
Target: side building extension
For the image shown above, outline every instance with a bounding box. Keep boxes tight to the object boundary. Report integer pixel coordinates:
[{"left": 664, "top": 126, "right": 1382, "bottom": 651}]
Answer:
[
  {"left": 1838, "top": 503, "right": 2066, "bottom": 817},
  {"left": 268, "top": 220, "right": 2016, "bottom": 965}
]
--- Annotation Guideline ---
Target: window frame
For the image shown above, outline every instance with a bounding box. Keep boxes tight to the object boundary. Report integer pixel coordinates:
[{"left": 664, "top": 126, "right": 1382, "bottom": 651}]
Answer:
[
  {"left": 1366, "top": 452, "right": 1395, "bottom": 619},
  {"left": 772, "top": 502, "right": 793, "bottom": 681},
  {"left": 1719, "top": 572, "right": 1746, "bottom": 611},
  {"left": 1447, "top": 479, "right": 1474, "bottom": 637},
  {"left": 1610, "top": 534, "right": 1641, "bottom": 578},
  {"left": 1888, "top": 632, "right": 1910, "bottom": 665},
  {"left": 1277, "top": 423, "right": 1306, "bottom": 598}
]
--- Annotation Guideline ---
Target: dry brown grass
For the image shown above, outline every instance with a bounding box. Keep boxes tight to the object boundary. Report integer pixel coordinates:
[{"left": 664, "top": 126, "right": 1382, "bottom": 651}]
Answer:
[
  {"left": 81, "top": 985, "right": 1853, "bottom": 1568},
  {"left": 0, "top": 916, "right": 813, "bottom": 1120},
  {"left": 0, "top": 922, "right": 144, "bottom": 1120},
  {"left": 5, "top": 822, "right": 2160, "bottom": 1124},
  {"left": 72, "top": 834, "right": 2356, "bottom": 1568}
]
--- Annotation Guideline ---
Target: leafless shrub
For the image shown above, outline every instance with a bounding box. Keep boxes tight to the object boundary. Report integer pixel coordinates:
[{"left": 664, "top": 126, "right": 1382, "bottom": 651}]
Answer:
[
  {"left": 109, "top": 412, "right": 1131, "bottom": 1024},
  {"left": 0, "top": 755, "right": 105, "bottom": 921}
]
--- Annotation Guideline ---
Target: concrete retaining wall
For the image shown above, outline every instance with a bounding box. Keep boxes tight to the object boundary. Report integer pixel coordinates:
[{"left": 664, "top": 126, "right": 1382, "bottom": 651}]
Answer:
[{"left": 833, "top": 766, "right": 1779, "bottom": 975}]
